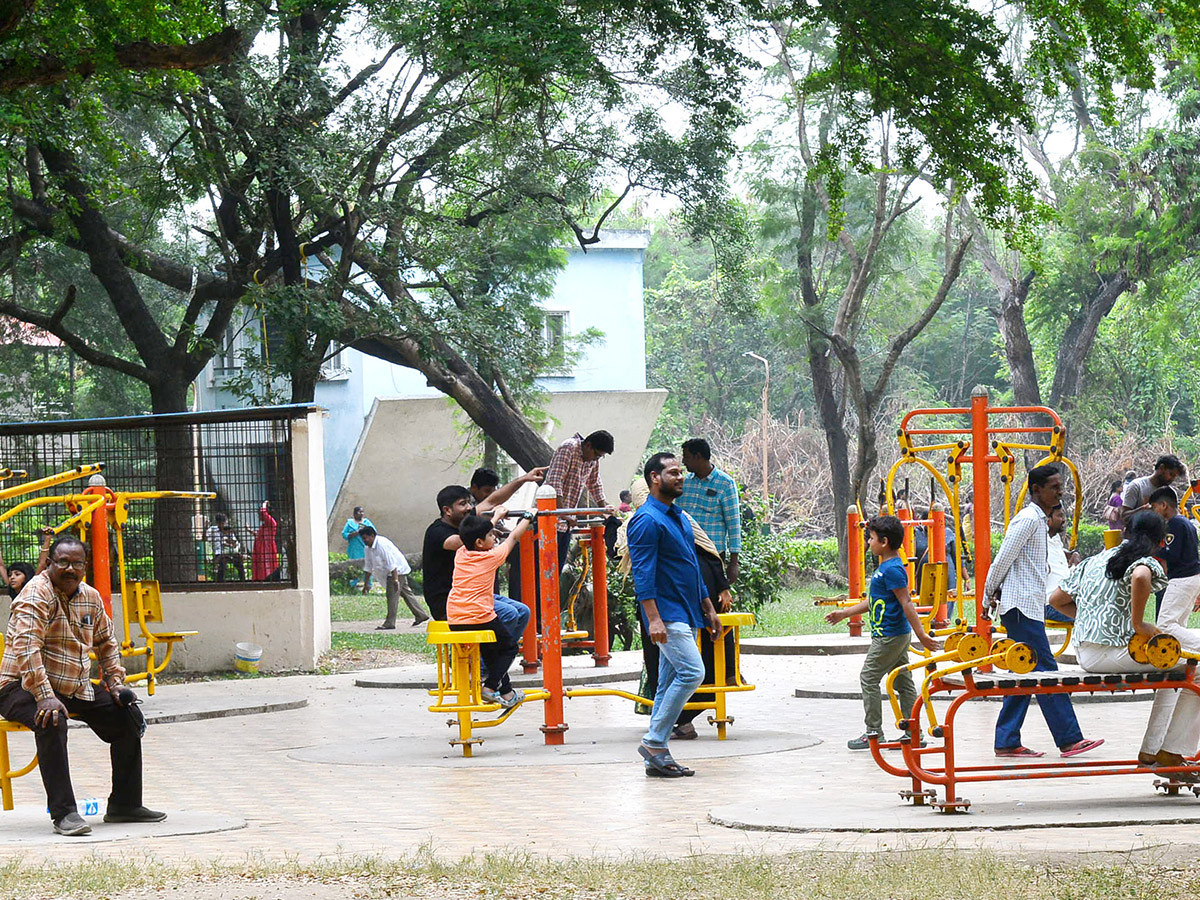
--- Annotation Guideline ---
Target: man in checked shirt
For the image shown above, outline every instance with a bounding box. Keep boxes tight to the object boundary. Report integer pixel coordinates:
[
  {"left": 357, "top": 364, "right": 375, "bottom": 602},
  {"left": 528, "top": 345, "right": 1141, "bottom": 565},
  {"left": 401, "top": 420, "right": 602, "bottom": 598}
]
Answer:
[
  {"left": 0, "top": 535, "right": 164, "bottom": 836},
  {"left": 984, "top": 465, "right": 1104, "bottom": 759},
  {"left": 544, "top": 429, "right": 616, "bottom": 568}
]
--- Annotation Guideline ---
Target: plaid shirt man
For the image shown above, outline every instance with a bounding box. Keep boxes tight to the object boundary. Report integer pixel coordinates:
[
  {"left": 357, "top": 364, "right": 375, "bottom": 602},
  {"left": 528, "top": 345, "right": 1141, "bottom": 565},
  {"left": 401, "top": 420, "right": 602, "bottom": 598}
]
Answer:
[
  {"left": 983, "top": 503, "right": 1049, "bottom": 622},
  {"left": 544, "top": 433, "right": 607, "bottom": 531},
  {"left": 1, "top": 572, "right": 126, "bottom": 701},
  {"left": 679, "top": 467, "right": 742, "bottom": 555}
]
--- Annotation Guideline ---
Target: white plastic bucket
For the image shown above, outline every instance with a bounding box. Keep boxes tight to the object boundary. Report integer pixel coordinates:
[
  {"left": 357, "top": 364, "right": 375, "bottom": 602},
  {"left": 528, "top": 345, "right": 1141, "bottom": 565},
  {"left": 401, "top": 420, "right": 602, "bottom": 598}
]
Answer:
[{"left": 234, "top": 641, "right": 263, "bottom": 674}]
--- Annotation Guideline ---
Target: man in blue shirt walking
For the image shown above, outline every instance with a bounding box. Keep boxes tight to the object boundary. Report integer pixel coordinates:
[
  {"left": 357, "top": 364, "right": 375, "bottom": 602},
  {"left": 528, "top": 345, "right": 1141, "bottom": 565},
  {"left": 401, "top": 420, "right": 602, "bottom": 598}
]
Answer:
[{"left": 627, "top": 452, "right": 722, "bottom": 777}]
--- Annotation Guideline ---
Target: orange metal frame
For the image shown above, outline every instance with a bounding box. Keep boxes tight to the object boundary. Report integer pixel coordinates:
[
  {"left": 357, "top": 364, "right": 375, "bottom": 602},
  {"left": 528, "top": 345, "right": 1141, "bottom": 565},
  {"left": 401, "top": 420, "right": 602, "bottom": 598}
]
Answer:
[{"left": 869, "top": 663, "right": 1200, "bottom": 810}]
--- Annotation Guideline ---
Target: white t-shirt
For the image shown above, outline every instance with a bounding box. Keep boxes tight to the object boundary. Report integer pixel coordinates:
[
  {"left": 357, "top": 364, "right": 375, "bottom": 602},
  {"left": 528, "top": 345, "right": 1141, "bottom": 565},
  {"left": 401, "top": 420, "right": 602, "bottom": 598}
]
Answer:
[
  {"left": 1046, "top": 533, "right": 1071, "bottom": 598},
  {"left": 363, "top": 535, "right": 411, "bottom": 579}
]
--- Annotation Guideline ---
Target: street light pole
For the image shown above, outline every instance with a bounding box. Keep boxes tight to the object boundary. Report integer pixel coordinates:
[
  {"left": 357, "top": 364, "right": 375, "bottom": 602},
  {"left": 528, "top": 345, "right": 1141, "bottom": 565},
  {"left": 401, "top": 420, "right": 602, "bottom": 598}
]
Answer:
[{"left": 744, "top": 352, "right": 769, "bottom": 510}]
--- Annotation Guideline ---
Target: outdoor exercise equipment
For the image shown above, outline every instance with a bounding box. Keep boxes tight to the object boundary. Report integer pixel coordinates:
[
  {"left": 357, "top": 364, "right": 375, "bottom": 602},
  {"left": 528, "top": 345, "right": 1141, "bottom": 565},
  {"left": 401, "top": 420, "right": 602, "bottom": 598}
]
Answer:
[
  {"left": 858, "top": 388, "right": 1200, "bottom": 810},
  {"left": 427, "top": 484, "right": 756, "bottom": 756},
  {"left": 0, "top": 464, "right": 214, "bottom": 694}
]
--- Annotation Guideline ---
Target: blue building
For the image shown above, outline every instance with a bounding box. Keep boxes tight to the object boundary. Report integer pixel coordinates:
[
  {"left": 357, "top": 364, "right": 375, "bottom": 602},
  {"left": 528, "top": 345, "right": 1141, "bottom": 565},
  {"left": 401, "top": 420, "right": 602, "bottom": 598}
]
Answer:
[{"left": 194, "top": 230, "right": 665, "bottom": 553}]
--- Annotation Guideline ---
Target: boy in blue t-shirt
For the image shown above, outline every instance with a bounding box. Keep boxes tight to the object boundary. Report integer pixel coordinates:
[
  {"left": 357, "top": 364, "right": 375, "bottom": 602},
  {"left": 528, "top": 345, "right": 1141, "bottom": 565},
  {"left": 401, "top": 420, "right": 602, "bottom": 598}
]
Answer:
[{"left": 827, "top": 515, "right": 939, "bottom": 750}]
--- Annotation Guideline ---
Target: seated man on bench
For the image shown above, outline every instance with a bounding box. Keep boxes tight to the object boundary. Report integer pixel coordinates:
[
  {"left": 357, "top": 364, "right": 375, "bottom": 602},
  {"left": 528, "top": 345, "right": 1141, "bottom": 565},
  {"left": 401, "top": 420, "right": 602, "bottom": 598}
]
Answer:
[{"left": 0, "top": 535, "right": 164, "bottom": 836}]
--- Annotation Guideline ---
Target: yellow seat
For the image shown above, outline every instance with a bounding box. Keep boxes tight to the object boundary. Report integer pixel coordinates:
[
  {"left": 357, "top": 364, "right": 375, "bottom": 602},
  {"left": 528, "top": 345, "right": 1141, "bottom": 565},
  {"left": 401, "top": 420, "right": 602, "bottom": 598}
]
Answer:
[{"left": 122, "top": 580, "right": 197, "bottom": 695}]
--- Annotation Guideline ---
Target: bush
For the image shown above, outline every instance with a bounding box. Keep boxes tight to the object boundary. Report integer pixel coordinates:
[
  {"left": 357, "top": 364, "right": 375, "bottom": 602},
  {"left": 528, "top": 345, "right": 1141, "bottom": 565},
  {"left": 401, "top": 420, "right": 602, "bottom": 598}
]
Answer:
[
  {"left": 787, "top": 537, "right": 839, "bottom": 575},
  {"left": 1075, "top": 522, "right": 1109, "bottom": 557},
  {"left": 607, "top": 521, "right": 795, "bottom": 650}
]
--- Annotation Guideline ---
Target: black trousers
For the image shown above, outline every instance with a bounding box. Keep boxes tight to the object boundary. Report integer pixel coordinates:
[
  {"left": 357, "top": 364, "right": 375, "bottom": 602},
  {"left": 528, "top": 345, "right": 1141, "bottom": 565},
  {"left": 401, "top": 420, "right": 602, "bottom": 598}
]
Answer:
[
  {"left": 450, "top": 618, "right": 518, "bottom": 694},
  {"left": 0, "top": 680, "right": 143, "bottom": 821}
]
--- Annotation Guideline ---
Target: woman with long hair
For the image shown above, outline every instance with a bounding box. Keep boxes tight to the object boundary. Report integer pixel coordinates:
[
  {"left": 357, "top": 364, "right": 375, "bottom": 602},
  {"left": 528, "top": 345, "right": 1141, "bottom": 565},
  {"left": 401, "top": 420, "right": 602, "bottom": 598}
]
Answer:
[{"left": 1050, "top": 510, "right": 1200, "bottom": 777}]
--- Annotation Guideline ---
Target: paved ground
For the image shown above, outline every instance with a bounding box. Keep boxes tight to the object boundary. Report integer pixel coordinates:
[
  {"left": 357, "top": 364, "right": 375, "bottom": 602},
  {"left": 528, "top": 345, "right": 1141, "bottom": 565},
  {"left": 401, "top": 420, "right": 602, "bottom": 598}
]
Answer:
[{"left": 3, "top": 647, "right": 1200, "bottom": 864}]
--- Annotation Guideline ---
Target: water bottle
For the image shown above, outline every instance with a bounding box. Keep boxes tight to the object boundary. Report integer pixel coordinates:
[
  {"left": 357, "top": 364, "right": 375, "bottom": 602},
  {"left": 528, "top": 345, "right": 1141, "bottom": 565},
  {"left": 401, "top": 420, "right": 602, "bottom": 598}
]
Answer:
[{"left": 78, "top": 797, "right": 100, "bottom": 816}]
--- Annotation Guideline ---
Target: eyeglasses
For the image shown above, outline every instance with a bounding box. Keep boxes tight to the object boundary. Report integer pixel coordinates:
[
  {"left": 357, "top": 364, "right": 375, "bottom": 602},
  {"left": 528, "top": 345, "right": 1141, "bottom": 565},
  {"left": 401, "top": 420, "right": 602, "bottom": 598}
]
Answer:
[{"left": 51, "top": 559, "right": 87, "bottom": 571}]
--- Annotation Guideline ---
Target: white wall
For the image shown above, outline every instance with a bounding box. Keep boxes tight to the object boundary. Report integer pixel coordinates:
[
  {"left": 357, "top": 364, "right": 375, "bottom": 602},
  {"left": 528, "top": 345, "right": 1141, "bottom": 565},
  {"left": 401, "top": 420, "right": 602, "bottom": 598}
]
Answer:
[
  {"left": 329, "top": 389, "right": 667, "bottom": 557},
  {"left": 158, "top": 410, "right": 330, "bottom": 672}
]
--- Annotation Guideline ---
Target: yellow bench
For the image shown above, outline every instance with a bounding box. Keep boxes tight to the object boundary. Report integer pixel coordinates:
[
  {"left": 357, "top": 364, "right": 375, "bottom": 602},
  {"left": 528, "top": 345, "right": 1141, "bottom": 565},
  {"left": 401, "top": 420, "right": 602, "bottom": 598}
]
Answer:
[{"left": 426, "top": 625, "right": 549, "bottom": 757}]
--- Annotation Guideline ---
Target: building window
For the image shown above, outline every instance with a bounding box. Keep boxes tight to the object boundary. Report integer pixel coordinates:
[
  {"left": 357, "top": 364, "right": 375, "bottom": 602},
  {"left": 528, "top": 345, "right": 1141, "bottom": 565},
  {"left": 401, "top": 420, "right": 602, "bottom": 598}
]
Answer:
[
  {"left": 215, "top": 319, "right": 248, "bottom": 373},
  {"left": 542, "top": 310, "right": 569, "bottom": 373},
  {"left": 320, "top": 344, "right": 349, "bottom": 380}
]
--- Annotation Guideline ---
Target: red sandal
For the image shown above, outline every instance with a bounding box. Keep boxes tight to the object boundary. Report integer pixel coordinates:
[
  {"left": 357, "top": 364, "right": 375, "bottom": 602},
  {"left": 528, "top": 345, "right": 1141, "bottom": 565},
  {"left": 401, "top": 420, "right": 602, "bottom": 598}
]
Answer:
[{"left": 994, "top": 746, "right": 1045, "bottom": 758}]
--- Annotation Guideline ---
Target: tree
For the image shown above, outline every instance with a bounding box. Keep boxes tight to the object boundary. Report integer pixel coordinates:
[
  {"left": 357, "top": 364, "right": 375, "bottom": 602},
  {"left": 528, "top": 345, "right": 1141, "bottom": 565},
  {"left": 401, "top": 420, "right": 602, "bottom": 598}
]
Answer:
[
  {"left": 0, "top": 0, "right": 756, "bottom": 471},
  {"left": 0, "top": 1, "right": 238, "bottom": 92}
]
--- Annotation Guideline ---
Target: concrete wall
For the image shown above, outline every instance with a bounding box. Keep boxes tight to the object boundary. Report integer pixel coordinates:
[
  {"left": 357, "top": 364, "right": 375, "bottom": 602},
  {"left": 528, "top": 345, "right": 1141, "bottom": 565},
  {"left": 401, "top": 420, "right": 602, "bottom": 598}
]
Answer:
[
  {"left": 157, "top": 410, "right": 331, "bottom": 672},
  {"left": 329, "top": 389, "right": 667, "bottom": 557}
]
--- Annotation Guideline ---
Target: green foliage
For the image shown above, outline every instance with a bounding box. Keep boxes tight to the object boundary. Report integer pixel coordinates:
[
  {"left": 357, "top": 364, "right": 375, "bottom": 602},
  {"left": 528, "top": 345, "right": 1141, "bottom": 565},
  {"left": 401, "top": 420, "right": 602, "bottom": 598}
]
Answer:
[
  {"left": 786, "top": 537, "right": 840, "bottom": 575},
  {"left": 1075, "top": 522, "right": 1109, "bottom": 558}
]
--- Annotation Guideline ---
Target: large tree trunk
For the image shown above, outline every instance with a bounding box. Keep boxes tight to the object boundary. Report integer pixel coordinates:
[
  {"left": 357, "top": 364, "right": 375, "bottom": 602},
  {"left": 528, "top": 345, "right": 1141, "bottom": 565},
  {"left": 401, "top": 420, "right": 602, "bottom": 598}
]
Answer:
[
  {"left": 1049, "top": 271, "right": 1130, "bottom": 409},
  {"left": 148, "top": 378, "right": 198, "bottom": 582},
  {"left": 995, "top": 275, "right": 1041, "bottom": 408},
  {"left": 351, "top": 334, "right": 554, "bottom": 470}
]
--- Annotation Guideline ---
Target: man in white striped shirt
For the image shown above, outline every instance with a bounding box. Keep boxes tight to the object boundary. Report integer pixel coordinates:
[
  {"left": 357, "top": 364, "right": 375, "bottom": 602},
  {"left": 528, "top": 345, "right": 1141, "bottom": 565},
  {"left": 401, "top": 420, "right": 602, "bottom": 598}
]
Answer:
[{"left": 984, "top": 465, "right": 1103, "bottom": 759}]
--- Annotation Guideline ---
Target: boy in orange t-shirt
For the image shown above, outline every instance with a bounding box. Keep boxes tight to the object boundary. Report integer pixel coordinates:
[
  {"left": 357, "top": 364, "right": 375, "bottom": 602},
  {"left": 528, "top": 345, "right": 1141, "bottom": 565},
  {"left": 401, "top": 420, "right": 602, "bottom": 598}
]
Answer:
[{"left": 448, "top": 509, "right": 532, "bottom": 708}]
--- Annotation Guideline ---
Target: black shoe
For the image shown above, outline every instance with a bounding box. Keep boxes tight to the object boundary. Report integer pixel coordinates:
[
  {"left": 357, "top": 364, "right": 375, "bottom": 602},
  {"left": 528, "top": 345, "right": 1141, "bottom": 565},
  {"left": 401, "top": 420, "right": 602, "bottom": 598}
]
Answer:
[
  {"left": 104, "top": 805, "right": 167, "bottom": 824},
  {"left": 53, "top": 812, "right": 92, "bottom": 836},
  {"left": 375, "top": 623, "right": 396, "bottom": 630},
  {"left": 413, "top": 616, "right": 430, "bottom": 627}
]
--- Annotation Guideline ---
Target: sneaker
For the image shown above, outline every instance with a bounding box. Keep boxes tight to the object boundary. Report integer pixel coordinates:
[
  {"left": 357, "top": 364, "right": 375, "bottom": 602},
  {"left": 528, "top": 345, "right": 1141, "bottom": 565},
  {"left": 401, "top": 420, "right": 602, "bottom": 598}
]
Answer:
[
  {"left": 499, "top": 688, "right": 526, "bottom": 710},
  {"left": 847, "top": 733, "right": 880, "bottom": 750},
  {"left": 1060, "top": 738, "right": 1104, "bottom": 758},
  {"left": 103, "top": 805, "right": 167, "bottom": 824},
  {"left": 53, "top": 812, "right": 92, "bottom": 836}
]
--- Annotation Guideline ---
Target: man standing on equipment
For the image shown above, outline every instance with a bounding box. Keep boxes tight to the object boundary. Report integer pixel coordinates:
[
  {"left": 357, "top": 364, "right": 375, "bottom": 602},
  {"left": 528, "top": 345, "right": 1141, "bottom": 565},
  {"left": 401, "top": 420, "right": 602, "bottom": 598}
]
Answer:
[
  {"left": 985, "top": 465, "right": 1104, "bottom": 759},
  {"left": 0, "top": 535, "right": 164, "bottom": 836},
  {"left": 627, "top": 452, "right": 721, "bottom": 777},
  {"left": 544, "top": 430, "right": 615, "bottom": 568}
]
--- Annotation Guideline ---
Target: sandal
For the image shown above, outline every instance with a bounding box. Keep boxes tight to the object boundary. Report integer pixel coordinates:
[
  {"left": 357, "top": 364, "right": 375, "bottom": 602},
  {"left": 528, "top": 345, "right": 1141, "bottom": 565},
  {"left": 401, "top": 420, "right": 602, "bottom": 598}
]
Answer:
[
  {"left": 638, "top": 744, "right": 695, "bottom": 777},
  {"left": 1060, "top": 738, "right": 1104, "bottom": 758},
  {"left": 995, "top": 746, "right": 1044, "bottom": 758},
  {"left": 672, "top": 723, "right": 698, "bottom": 740}
]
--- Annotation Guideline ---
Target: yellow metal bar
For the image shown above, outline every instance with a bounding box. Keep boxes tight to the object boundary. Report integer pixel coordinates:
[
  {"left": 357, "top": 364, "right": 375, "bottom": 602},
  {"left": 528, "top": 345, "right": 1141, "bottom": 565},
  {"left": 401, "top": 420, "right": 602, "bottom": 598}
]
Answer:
[{"left": 0, "top": 463, "right": 103, "bottom": 502}]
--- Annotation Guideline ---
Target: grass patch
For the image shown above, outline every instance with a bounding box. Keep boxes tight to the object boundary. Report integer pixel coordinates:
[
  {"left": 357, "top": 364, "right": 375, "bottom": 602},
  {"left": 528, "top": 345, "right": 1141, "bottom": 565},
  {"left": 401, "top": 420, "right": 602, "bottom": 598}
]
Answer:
[
  {"left": 746, "top": 584, "right": 841, "bottom": 637},
  {"left": 1, "top": 849, "right": 1199, "bottom": 900},
  {"left": 331, "top": 591, "right": 390, "bottom": 622},
  {"left": 330, "top": 631, "right": 434, "bottom": 657}
]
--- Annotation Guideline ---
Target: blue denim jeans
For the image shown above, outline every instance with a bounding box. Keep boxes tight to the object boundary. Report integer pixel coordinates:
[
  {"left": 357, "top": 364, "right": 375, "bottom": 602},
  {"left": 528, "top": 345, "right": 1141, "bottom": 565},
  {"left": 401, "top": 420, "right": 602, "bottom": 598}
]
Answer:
[
  {"left": 492, "top": 594, "right": 531, "bottom": 642},
  {"left": 643, "top": 622, "right": 705, "bottom": 749},
  {"left": 995, "top": 608, "right": 1083, "bottom": 750}
]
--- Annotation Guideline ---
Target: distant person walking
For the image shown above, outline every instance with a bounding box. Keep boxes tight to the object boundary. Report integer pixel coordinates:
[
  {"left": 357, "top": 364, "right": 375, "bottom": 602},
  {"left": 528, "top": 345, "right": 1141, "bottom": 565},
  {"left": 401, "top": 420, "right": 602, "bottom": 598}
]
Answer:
[
  {"left": 679, "top": 437, "right": 743, "bottom": 583},
  {"left": 342, "top": 506, "right": 375, "bottom": 590},
  {"left": 360, "top": 526, "right": 429, "bottom": 629}
]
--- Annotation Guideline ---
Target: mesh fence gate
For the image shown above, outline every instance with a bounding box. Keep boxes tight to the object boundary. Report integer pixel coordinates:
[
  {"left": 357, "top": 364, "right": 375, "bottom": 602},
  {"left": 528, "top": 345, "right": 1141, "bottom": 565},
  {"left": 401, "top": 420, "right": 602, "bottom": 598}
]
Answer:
[{"left": 0, "top": 406, "right": 312, "bottom": 589}]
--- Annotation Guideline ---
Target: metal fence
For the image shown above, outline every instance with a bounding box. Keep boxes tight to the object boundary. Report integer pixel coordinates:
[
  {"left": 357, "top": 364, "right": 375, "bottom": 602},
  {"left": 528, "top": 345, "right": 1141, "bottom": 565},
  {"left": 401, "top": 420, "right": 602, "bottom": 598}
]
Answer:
[{"left": 0, "top": 406, "right": 313, "bottom": 589}]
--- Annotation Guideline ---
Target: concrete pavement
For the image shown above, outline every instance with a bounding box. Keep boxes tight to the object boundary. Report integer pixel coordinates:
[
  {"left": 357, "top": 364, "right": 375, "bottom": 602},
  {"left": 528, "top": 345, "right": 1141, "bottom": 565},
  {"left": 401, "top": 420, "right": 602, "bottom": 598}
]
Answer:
[{"left": 2, "top": 647, "right": 1199, "bottom": 862}]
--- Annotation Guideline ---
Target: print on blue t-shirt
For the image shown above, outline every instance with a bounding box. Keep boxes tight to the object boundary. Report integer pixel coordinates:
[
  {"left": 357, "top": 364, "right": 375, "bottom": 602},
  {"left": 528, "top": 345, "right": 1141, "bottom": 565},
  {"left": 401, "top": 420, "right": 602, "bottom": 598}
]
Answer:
[{"left": 868, "top": 556, "right": 911, "bottom": 637}]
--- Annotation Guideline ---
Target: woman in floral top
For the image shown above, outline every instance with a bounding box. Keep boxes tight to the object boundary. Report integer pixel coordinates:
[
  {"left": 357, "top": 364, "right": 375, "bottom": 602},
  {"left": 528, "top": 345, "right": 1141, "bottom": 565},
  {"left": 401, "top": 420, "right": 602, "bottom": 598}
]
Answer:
[{"left": 1050, "top": 511, "right": 1200, "bottom": 778}]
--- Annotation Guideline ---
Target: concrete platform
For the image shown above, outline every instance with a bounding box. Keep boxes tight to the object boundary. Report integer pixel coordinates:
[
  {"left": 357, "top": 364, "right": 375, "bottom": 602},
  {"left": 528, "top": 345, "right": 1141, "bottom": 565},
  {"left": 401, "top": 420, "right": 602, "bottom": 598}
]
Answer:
[
  {"left": 709, "top": 792, "right": 1200, "bottom": 833},
  {"left": 355, "top": 648, "right": 643, "bottom": 689},
  {"left": 287, "top": 724, "right": 819, "bottom": 769},
  {"left": 742, "top": 633, "right": 872, "bottom": 655},
  {"left": 0, "top": 807, "right": 246, "bottom": 845},
  {"left": 67, "top": 685, "right": 308, "bottom": 729}
]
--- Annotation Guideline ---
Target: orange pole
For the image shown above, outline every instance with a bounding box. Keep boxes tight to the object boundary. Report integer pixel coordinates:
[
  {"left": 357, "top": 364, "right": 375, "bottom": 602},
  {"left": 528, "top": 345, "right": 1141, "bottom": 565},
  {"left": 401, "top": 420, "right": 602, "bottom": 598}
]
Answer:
[
  {"left": 930, "top": 507, "right": 947, "bottom": 627},
  {"left": 519, "top": 529, "right": 540, "bottom": 674},
  {"left": 971, "top": 387, "right": 992, "bottom": 650},
  {"left": 83, "top": 485, "right": 114, "bottom": 617},
  {"left": 536, "top": 487, "right": 567, "bottom": 744},
  {"left": 898, "top": 506, "right": 915, "bottom": 589},
  {"left": 589, "top": 524, "right": 610, "bottom": 666},
  {"left": 847, "top": 507, "right": 864, "bottom": 638}
]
